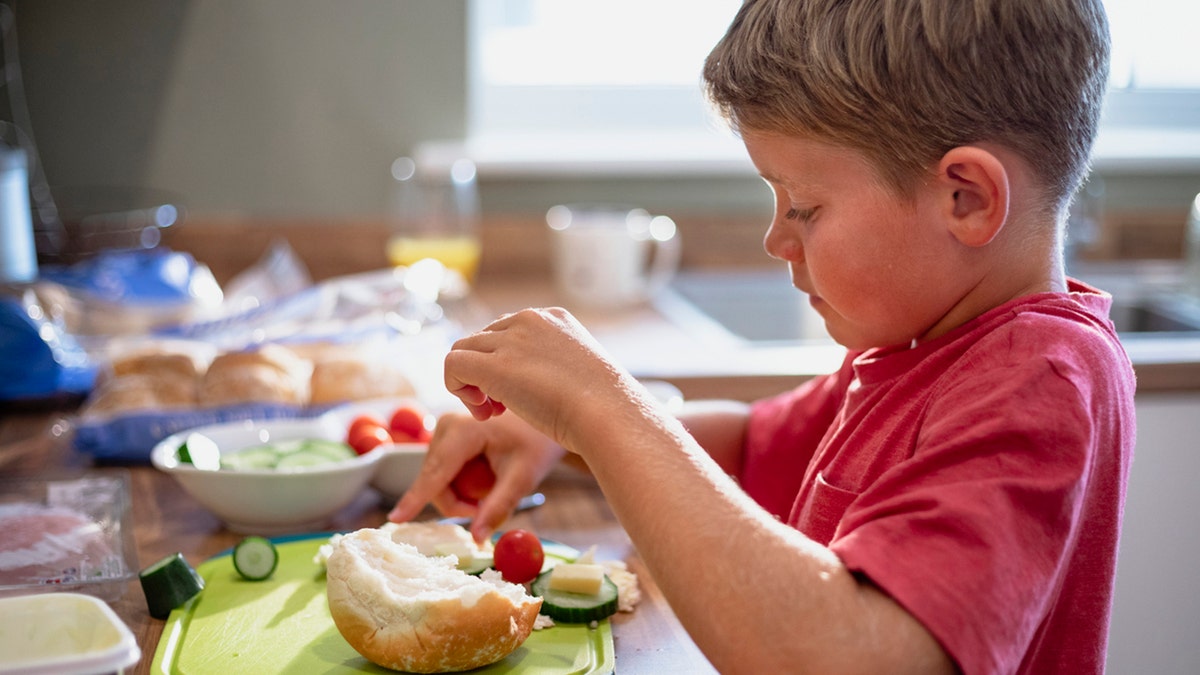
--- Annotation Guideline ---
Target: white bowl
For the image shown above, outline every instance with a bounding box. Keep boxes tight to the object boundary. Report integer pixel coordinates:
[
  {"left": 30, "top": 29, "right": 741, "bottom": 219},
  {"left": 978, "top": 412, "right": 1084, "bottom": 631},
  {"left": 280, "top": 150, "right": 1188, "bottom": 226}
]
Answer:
[{"left": 150, "top": 411, "right": 427, "bottom": 534}]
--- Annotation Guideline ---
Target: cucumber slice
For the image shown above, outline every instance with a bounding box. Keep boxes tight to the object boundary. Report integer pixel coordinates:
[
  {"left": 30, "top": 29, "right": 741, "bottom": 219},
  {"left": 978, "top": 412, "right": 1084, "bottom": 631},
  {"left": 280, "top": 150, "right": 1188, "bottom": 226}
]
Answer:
[
  {"left": 302, "top": 439, "right": 356, "bottom": 461},
  {"left": 232, "top": 536, "right": 279, "bottom": 581},
  {"left": 275, "top": 449, "right": 341, "bottom": 469},
  {"left": 459, "top": 554, "right": 494, "bottom": 576},
  {"left": 530, "top": 569, "right": 619, "bottom": 623},
  {"left": 139, "top": 552, "right": 205, "bottom": 619},
  {"left": 271, "top": 439, "right": 309, "bottom": 454},
  {"left": 177, "top": 433, "right": 220, "bottom": 471},
  {"left": 220, "top": 445, "right": 280, "bottom": 471}
]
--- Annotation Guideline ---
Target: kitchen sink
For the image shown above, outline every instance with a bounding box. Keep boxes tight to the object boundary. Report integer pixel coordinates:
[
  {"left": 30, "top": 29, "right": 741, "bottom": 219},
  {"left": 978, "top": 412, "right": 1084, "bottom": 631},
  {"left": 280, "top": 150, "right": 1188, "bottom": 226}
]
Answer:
[
  {"left": 664, "top": 268, "right": 831, "bottom": 344},
  {"left": 662, "top": 264, "right": 1200, "bottom": 345},
  {"left": 1111, "top": 294, "right": 1200, "bottom": 333}
]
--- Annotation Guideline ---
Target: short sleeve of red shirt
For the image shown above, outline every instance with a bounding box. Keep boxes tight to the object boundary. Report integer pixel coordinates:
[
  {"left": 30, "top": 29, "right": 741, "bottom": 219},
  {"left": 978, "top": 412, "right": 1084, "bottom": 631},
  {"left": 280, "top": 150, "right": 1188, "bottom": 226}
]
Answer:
[
  {"left": 743, "top": 285, "right": 1136, "bottom": 674},
  {"left": 741, "top": 351, "right": 857, "bottom": 519}
]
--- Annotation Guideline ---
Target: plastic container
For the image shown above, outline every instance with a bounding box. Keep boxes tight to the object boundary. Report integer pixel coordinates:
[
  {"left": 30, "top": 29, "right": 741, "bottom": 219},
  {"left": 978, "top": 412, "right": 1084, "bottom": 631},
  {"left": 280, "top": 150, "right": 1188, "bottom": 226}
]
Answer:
[
  {"left": 0, "top": 592, "right": 140, "bottom": 674},
  {"left": 0, "top": 472, "right": 138, "bottom": 601}
]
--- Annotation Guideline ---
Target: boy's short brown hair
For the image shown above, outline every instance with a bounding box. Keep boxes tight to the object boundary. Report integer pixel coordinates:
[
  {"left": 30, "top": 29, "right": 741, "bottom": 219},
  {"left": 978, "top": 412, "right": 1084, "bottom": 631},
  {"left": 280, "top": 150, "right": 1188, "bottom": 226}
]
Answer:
[{"left": 703, "top": 0, "right": 1110, "bottom": 209}]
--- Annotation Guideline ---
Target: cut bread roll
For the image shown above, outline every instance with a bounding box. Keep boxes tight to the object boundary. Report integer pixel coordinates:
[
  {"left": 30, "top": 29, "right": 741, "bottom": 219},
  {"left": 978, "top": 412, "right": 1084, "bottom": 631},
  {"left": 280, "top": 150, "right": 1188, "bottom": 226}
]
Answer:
[{"left": 326, "top": 528, "right": 542, "bottom": 673}]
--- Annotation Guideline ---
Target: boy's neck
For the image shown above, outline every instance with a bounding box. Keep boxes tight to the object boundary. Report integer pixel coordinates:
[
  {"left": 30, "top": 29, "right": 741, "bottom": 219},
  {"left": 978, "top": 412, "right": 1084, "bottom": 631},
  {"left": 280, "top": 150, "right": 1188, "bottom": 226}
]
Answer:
[{"left": 918, "top": 229, "right": 1066, "bottom": 346}]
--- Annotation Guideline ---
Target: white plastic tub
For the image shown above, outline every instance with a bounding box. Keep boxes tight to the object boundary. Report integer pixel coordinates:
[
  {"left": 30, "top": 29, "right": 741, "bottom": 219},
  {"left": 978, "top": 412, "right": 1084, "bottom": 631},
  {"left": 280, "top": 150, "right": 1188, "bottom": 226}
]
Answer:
[{"left": 0, "top": 592, "right": 140, "bottom": 674}]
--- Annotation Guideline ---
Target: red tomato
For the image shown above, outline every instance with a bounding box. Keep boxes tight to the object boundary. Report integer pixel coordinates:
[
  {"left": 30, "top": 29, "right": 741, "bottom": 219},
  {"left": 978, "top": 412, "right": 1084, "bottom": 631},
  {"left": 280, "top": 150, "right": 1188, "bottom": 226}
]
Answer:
[
  {"left": 493, "top": 529, "right": 545, "bottom": 584},
  {"left": 450, "top": 455, "right": 496, "bottom": 504},
  {"left": 388, "top": 405, "right": 432, "bottom": 443},
  {"left": 347, "top": 416, "right": 392, "bottom": 456},
  {"left": 347, "top": 414, "right": 386, "bottom": 444}
]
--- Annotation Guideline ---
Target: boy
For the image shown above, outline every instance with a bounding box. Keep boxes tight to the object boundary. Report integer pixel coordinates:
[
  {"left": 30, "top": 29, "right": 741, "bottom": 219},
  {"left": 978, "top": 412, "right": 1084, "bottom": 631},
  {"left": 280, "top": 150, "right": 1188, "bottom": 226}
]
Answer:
[{"left": 390, "top": 0, "right": 1135, "bottom": 672}]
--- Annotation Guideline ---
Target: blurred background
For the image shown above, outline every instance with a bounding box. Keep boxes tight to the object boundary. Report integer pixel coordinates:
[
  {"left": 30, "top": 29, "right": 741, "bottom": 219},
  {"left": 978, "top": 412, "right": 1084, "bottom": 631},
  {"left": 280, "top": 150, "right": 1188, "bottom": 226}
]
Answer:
[{"left": 10, "top": 0, "right": 1200, "bottom": 264}]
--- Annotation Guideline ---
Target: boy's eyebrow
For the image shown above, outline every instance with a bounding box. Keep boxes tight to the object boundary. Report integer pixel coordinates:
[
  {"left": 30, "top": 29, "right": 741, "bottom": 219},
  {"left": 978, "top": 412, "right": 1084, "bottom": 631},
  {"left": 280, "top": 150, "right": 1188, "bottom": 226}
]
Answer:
[
  {"left": 758, "top": 170, "right": 798, "bottom": 188},
  {"left": 759, "top": 170, "right": 820, "bottom": 195}
]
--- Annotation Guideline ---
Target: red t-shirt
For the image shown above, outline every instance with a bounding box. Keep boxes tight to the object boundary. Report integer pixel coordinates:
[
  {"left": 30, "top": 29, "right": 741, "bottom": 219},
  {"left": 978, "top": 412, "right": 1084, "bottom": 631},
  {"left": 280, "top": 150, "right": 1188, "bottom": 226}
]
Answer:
[{"left": 743, "top": 281, "right": 1136, "bottom": 675}]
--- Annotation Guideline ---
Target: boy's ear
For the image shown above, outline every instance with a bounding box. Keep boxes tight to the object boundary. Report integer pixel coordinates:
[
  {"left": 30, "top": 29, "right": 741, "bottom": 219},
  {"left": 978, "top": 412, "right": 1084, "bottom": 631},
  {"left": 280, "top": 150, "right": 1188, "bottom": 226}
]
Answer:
[{"left": 936, "top": 146, "right": 1009, "bottom": 247}]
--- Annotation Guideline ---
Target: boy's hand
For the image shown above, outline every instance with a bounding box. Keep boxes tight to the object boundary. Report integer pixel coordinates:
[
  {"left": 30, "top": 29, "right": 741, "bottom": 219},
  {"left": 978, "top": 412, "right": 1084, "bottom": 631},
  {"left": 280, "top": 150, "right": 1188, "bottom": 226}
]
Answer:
[
  {"left": 442, "top": 307, "right": 635, "bottom": 451},
  {"left": 387, "top": 411, "right": 563, "bottom": 542}
]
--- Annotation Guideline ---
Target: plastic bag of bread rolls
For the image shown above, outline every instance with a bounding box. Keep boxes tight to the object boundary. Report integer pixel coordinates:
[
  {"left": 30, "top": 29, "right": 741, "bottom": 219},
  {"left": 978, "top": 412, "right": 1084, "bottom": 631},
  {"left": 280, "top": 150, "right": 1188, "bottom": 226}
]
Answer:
[{"left": 325, "top": 528, "right": 542, "bottom": 673}]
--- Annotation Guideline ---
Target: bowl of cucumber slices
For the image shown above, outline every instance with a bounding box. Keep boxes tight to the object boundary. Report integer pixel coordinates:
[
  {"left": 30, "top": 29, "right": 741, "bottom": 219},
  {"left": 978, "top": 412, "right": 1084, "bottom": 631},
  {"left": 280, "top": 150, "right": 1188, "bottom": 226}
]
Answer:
[{"left": 150, "top": 414, "right": 421, "bottom": 534}]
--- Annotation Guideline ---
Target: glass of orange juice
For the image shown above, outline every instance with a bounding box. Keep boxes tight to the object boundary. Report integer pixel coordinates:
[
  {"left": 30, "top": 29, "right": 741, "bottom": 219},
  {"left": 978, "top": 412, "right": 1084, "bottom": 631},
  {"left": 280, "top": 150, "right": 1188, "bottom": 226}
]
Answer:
[{"left": 386, "top": 157, "right": 482, "bottom": 285}]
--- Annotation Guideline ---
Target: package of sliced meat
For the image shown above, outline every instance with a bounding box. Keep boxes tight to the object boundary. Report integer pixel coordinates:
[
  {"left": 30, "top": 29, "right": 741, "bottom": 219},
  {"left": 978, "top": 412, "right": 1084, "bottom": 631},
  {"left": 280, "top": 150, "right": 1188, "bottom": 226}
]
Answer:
[{"left": 0, "top": 473, "right": 137, "bottom": 601}]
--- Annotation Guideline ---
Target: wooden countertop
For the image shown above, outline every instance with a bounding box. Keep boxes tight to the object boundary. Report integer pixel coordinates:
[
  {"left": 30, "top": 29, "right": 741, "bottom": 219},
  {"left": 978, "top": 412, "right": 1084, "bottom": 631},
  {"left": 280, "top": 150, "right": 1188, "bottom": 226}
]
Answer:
[{"left": 0, "top": 411, "right": 718, "bottom": 674}]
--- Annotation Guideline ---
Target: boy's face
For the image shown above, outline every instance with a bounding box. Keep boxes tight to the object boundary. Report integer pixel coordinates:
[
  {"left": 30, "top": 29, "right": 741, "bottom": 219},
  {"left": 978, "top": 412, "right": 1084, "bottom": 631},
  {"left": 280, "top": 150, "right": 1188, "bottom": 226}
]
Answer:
[{"left": 743, "top": 130, "right": 976, "bottom": 350}]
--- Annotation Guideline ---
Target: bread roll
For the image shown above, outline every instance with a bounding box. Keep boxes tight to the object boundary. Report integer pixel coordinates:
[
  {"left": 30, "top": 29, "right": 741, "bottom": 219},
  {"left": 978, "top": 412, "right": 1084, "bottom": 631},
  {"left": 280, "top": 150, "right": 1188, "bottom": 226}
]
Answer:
[
  {"left": 109, "top": 349, "right": 202, "bottom": 382},
  {"left": 309, "top": 354, "right": 415, "bottom": 405},
  {"left": 326, "top": 528, "right": 541, "bottom": 673},
  {"left": 83, "top": 372, "right": 198, "bottom": 416},
  {"left": 198, "top": 344, "right": 310, "bottom": 407}
]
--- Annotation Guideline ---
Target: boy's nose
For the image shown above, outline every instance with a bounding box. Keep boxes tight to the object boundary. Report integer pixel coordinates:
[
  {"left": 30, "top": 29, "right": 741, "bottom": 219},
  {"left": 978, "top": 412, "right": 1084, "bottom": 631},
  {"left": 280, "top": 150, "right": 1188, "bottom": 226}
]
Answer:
[{"left": 763, "top": 219, "right": 803, "bottom": 263}]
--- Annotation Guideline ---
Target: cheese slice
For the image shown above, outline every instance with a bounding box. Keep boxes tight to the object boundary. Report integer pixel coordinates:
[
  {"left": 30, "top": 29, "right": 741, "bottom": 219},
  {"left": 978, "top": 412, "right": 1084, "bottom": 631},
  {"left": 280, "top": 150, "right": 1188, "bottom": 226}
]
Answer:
[
  {"left": 433, "top": 542, "right": 492, "bottom": 571},
  {"left": 548, "top": 562, "right": 605, "bottom": 595},
  {"left": 434, "top": 541, "right": 475, "bottom": 561}
]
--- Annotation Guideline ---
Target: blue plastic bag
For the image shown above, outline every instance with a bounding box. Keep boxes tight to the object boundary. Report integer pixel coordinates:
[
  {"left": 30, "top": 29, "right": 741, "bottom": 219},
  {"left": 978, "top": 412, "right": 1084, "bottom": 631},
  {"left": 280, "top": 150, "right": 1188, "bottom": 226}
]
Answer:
[
  {"left": 0, "top": 292, "right": 96, "bottom": 400},
  {"left": 38, "top": 248, "right": 204, "bottom": 303}
]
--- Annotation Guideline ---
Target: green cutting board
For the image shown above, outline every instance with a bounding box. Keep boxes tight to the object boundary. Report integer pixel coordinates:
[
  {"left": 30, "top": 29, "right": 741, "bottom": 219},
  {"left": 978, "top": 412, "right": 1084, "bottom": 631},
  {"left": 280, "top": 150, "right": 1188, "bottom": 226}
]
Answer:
[{"left": 150, "top": 534, "right": 613, "bottom": 674}]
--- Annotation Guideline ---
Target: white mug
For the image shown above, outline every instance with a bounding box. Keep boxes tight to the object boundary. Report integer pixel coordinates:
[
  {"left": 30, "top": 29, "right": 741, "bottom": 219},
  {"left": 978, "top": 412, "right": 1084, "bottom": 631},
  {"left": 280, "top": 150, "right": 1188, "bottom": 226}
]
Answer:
[{"left": 546, "top": 204, "right": 681, "bottom": 309}]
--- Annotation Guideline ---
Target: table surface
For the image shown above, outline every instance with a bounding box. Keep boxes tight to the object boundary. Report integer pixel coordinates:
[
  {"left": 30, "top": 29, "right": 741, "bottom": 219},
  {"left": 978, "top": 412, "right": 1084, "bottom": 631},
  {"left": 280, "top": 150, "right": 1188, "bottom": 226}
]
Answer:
[{"left": 0, "top": 408, "right": 717, "bottom": 674}]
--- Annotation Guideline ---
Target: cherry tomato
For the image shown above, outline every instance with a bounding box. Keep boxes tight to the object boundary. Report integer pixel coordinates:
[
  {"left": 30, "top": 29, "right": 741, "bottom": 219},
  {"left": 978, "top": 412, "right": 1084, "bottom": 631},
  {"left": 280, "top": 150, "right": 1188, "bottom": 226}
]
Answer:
[
  {"left": 347, "top": 417, "right": 392, "bottom": 456},
  {"left": 493, "top": 529, "right": 544, "bottom": 584},
  {"left": 347, "top": 414, "right": 386, "bottom": 444},
  {"left": 388, "top": 405, "right": 432, "bottom": 443},
  {"left": 450, "top": 455, "right": 496, "bottom": 504}
]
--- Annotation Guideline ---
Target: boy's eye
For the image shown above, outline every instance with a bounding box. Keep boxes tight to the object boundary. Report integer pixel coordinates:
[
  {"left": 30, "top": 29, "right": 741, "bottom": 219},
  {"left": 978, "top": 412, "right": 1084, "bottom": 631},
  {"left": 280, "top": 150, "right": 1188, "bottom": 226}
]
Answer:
[{"left": 784, "top": 207, "right": 815, "bottom": 222}]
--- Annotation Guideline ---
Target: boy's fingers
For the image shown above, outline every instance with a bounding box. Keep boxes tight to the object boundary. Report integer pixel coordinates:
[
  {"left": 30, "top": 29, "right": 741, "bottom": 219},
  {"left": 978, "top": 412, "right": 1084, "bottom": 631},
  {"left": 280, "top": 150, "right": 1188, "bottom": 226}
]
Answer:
[
  {"left": 467, "top": 463, "right": 534, "bottom": 542},
  {"left": 388, "top": 480, "right": 435, "bottom": 522}
]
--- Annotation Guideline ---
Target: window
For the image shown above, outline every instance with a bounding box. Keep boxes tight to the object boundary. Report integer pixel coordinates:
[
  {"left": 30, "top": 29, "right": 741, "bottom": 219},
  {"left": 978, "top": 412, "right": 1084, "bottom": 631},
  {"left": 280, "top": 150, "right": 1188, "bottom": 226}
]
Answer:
[{"left": 425, "top": 0, "right": 1200, "bottom": 175}]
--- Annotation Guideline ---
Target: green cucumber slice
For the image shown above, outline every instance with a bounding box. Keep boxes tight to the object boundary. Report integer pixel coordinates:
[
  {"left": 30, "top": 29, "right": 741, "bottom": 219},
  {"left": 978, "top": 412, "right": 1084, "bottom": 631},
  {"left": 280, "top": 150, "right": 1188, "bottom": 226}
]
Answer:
[
  {"left": 274, "top": 449, "right": 342, "bottom": 469},
  {"left": 139, "top": 552, "right": 205, "bottom": 619},
  {"left": 177, "top": 433, "right": 220, "bottom": 471},
  {"left": 530, "top": 569, "right": 619, "bottom": 623},
  {"left": 232, "top": 536, "right": 279, "bottom": 581},
  {"left": 302, "top": 439, "right": 356, "bottom": 461},
  {"left": 220, "top": 445, "right": 280, "bottom": 471},
  {"left": 459, "top": 554, "right": 494, "bottom": 576},
  {"left": 271, "top": 439, "right": 309, "bottom": 454}
]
